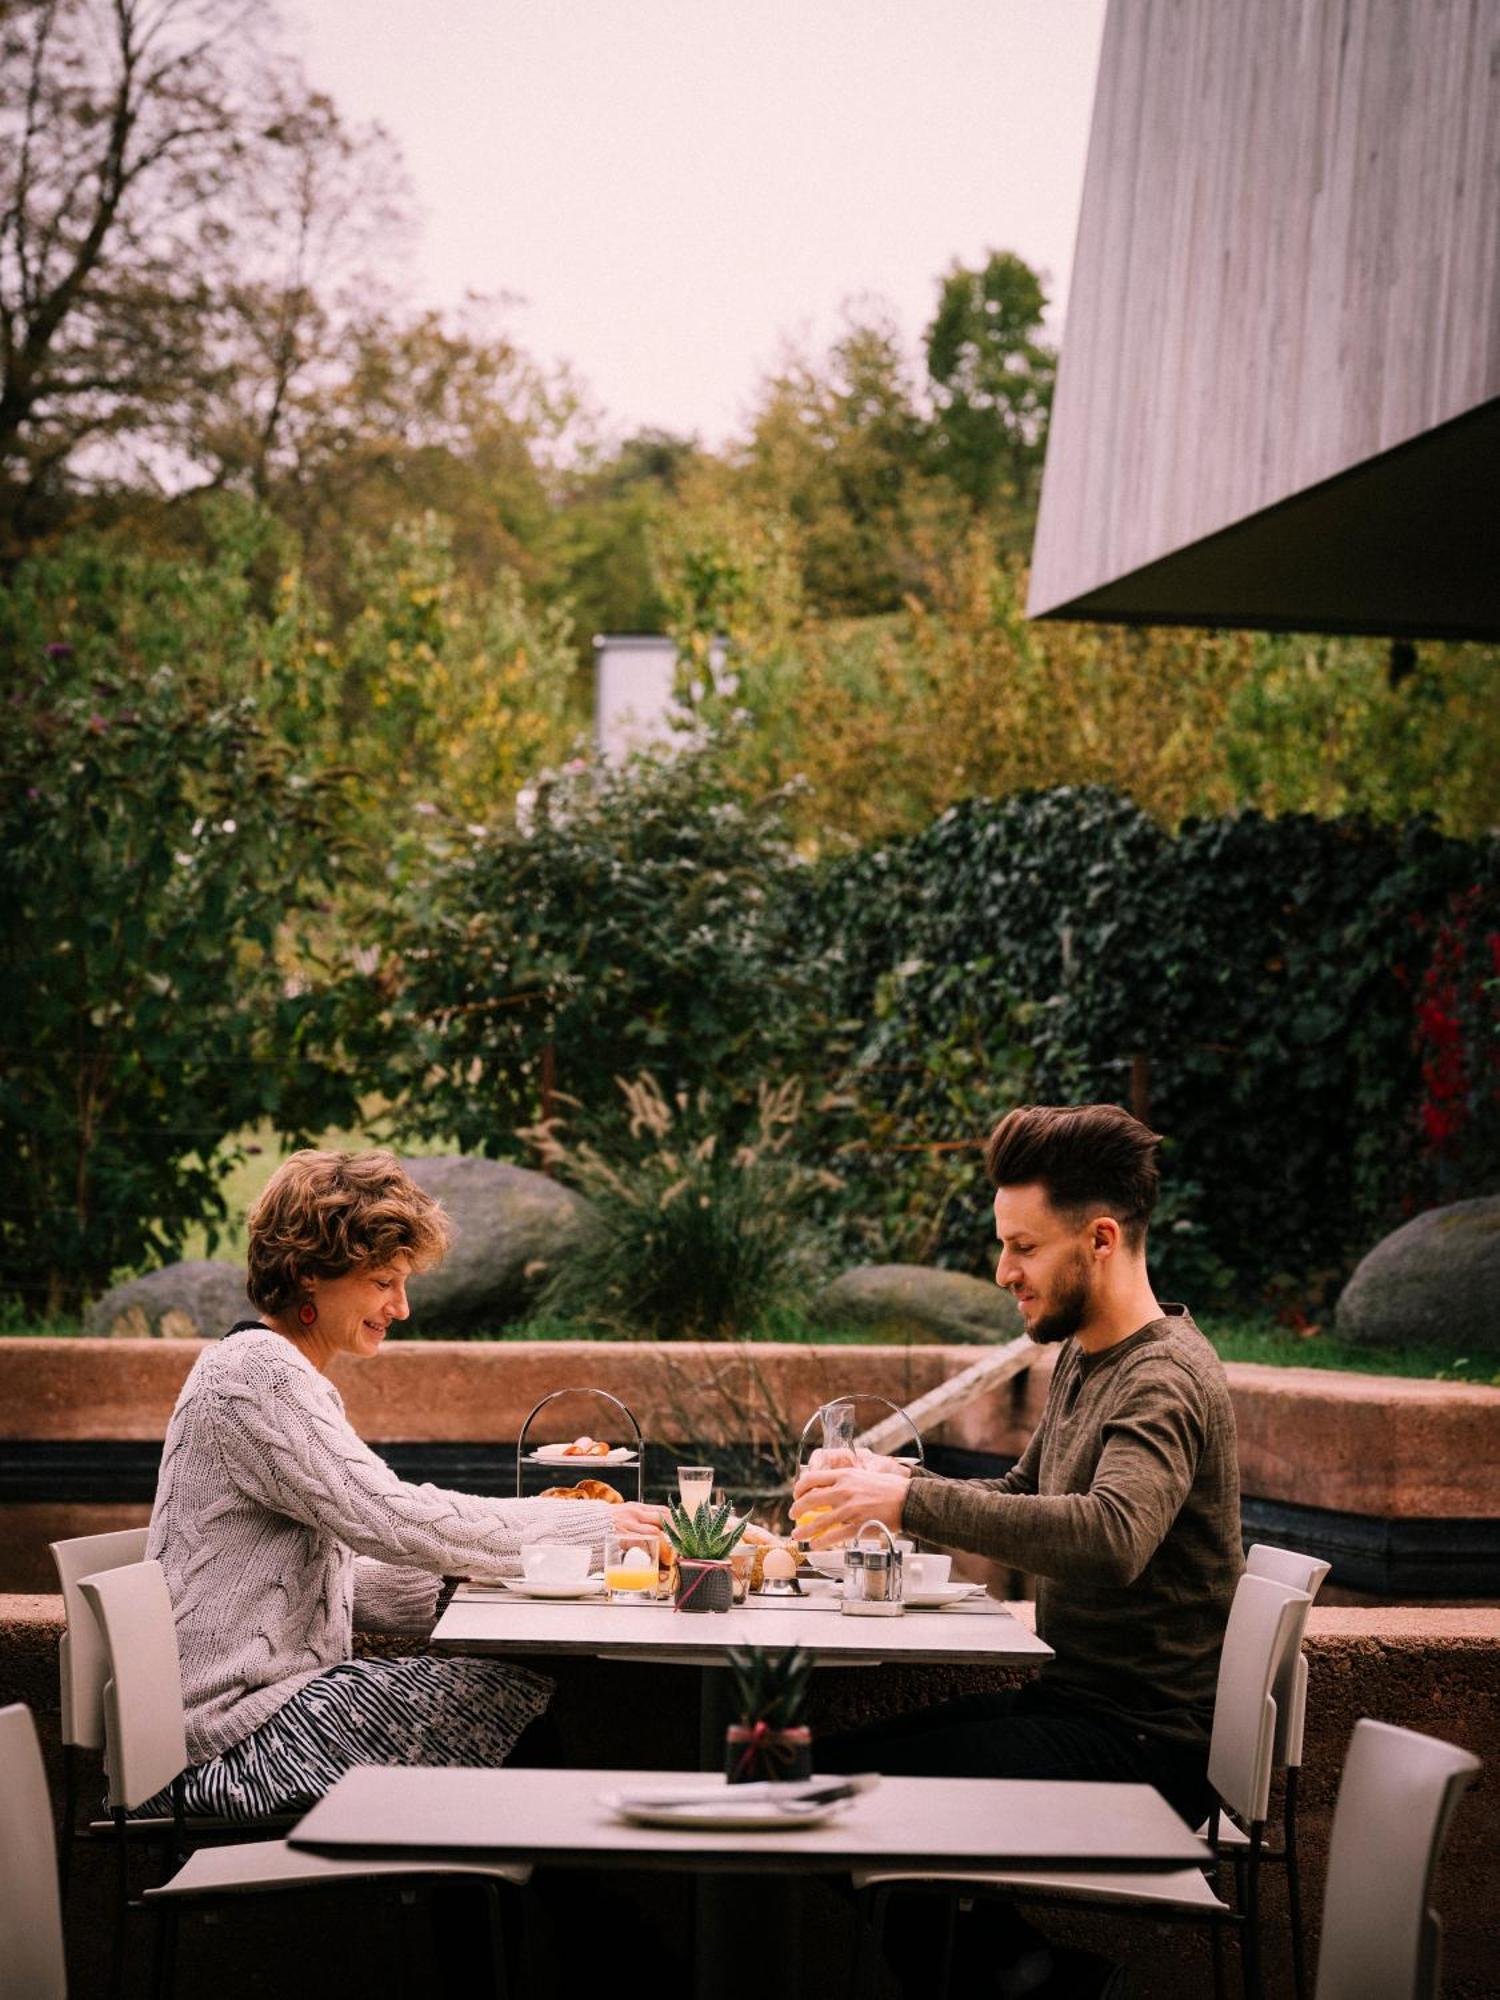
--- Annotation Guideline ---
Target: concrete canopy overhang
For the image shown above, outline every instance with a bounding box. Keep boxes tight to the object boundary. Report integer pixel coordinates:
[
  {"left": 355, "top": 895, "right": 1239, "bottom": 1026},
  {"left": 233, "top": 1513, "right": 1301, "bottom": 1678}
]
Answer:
[{"left": 1030, "top": 395, "right": 1500, "bottom": 643}]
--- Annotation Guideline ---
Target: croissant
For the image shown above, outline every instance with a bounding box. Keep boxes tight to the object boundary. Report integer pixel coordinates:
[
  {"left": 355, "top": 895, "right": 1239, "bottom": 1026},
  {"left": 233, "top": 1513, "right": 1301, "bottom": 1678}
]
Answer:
[{"left": 537, "top": 1479, "right": 625, "bottom": 1504}]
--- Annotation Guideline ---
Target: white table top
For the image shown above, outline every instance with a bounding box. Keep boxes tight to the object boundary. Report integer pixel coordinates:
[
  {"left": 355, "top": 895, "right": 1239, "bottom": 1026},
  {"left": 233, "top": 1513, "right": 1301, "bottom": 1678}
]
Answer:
[
  {"left": 289, "top": 1766, "right": 1207, "bottom": 1874},
  {"left": 431, "top": 1586, "right": 1053, "bottom": 1667}
]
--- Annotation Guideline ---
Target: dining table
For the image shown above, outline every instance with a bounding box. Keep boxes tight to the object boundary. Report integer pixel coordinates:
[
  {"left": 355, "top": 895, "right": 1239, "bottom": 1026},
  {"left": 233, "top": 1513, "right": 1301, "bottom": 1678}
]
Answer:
[
  {"left": 428, "top": 1577, "right": 1059, "bottom": 1995},
  {"left": 430, "top": 1579, "right": 1055, "bottom": 1768},
  {"left": 290, "top": 1764, "right": 1210, "bottom": 1999}
]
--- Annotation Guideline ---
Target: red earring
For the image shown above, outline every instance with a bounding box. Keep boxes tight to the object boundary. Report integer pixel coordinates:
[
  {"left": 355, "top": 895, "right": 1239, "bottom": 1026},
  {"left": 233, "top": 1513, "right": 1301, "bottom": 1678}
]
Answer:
[{"left": 297, "top": 1299, "right": 318, "bottom": 1328}]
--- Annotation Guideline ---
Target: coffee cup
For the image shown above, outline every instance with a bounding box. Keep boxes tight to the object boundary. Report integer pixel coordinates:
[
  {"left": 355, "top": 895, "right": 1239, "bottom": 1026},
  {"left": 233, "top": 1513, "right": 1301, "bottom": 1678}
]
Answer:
[
  {"left": 903, "top": 1554, "right": 952, "bottom": 1593},
  {"left": 522, "top": 1542, "right": 591, "bottom": 1585}
]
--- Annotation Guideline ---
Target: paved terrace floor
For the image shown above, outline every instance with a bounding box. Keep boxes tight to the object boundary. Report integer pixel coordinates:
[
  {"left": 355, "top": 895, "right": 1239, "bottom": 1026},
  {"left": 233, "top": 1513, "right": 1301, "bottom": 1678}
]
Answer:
[{"left": 2, "top": 1596, "right": 1496, "bottom": 1997}]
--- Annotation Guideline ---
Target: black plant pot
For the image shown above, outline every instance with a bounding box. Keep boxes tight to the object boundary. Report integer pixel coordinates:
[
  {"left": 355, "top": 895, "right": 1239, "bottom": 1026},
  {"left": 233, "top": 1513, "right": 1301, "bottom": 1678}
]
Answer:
[{"left": 675, "top": 1558, "right": 733, "bottom": 1612}]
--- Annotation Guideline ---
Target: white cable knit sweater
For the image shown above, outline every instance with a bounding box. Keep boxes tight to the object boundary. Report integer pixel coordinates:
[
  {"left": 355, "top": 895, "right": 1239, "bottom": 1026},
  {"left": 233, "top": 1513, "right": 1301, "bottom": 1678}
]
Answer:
[{"left": 147, "top": 1325, "right": 611, "bottom": 1764}]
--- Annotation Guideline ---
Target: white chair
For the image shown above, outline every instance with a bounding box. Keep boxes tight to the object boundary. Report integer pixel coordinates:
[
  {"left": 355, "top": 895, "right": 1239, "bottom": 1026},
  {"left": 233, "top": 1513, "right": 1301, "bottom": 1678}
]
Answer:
[
  {"left": 77, "top": 1560, "right": 532, "bottom": 2000},
  {"left": 0, "top": 1703, "right": 68, "bottom": 2000},
  {"left": 1314, "top": 1718, "right": 1480, "bottom": 2000},
  {"left": 49, "top": 1525, "right": 150, "bottom": 1892},
  {"left": 852, "top": 1570, "right": 1314, "bottom": 2000},
  {"left": 1223, "top": 1542, "right": 1331, "bottom": 2000}
]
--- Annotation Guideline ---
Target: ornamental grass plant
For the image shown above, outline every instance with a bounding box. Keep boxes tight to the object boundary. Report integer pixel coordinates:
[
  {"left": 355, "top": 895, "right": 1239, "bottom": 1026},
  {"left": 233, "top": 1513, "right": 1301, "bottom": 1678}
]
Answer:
[{"left": 519, "top": 1073, "right": 840, "bottom": 1340}]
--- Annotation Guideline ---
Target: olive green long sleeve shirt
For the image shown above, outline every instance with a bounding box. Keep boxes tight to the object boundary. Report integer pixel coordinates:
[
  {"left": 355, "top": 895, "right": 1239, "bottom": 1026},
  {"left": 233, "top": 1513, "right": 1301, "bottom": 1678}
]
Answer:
[{"left": 902, "top": 1307, "right": 1242, "bottom": 1747}]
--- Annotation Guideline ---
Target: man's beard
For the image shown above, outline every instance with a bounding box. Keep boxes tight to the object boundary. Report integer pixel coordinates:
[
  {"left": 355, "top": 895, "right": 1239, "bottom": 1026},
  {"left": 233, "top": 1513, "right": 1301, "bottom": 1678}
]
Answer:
[{"left": 1024, "top": 1251, "right": 1095, "bottom": 1346}]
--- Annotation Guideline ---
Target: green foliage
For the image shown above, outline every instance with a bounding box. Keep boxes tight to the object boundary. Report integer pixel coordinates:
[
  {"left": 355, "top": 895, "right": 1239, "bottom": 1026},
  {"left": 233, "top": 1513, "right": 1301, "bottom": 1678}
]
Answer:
[
  {"left": 802, "top": 788, "right": 1500, "bottom": 1306},
  {"left": 0, "top": 538, "right": 361, "bottom": 1313},
  {"left": 519, "top": 1076, "right": 838, "bottom": 1340},
  {"left": 337, "top": 513, "right": 584, "bottom": 819},
  {"left": 1411, "top": 885, "right": 1500, "bottom": 1206},
  {"left": 360, "top": 751, "right": 825, "bottom": 1158},
  {"left": 728, "top": 1646, "right": 813, "bottom": 1729},
  {"left": 664, "top": 1498, "right": 748, "bottom": 1561},
  {"left": 925, "top": 250, "right": 1057, "bottom": 515},
  {"left": 1223, "top": 634, "right": 1500, "bottom": 834}
]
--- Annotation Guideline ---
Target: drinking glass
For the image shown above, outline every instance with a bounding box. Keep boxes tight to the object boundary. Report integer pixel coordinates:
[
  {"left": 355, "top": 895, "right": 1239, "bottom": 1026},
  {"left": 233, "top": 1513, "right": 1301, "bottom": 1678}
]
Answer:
[
  {"left": 604, "top": 1526, "right": 660, "bottom": 1601},
  {"left": 677, "top": 1464, "right": 714, "bottom": 1514}
]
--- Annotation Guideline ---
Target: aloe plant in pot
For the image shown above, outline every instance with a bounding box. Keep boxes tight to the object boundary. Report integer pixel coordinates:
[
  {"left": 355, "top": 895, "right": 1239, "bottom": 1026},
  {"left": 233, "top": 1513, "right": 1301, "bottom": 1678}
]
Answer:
[
  {"left": 664, "top": 1499, "right": 747, "bottom": 1613},
  {"left": 725, "top": 1646, "right": 814, "bottom": 1782}
]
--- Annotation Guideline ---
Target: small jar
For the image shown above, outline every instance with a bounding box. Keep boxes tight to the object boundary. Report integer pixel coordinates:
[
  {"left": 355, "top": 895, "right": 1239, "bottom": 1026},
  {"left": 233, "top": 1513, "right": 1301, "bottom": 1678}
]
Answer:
[{"left": 724, "top": 1723, "right": 814, "bottom": 1785}]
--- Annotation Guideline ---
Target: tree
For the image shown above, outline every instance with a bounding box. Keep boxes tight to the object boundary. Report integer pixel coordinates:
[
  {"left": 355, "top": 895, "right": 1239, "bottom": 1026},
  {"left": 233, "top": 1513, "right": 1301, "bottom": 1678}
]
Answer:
[
  {"left": 549, "top": 429, "right": 703, "bottom": 653},
  {"left": 0, "top": 0, "right": 404, "bottom": 551},
  {"left": 0, "top": 530, "right": 360, "bottom": 1314},
  {"left": 924, "top": 250, "right": 1056, "bottom": 518},
  {"left": 359, "top": 751, "right": 823, "bottom": 1161},
  {"left": 738, "top": 305, "right": 934, "bottom": 616}
]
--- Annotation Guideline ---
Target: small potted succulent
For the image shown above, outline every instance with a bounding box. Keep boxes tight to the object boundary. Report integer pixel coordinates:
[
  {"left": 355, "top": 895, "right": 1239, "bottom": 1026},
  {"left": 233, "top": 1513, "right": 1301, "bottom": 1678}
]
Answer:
[
  {"left": 724, "top": 1646, "right": 814, "bottom": 1783},
  {"left": 664, "top": 1499, "right": 747, "bottom": 1613}
]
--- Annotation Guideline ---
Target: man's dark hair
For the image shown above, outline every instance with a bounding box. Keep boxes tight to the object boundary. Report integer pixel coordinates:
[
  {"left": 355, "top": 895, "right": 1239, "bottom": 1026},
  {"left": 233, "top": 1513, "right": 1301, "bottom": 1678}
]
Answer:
[{"left": 984, "top": 1103, "right": 1161, "bottom": 1249}]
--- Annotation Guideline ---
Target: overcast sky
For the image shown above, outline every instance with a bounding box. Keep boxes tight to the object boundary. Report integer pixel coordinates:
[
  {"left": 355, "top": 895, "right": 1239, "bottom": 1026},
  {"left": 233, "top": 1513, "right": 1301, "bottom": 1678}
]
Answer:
[{"left": 287, "top": 1, "right": 1107, "bottom": 447}]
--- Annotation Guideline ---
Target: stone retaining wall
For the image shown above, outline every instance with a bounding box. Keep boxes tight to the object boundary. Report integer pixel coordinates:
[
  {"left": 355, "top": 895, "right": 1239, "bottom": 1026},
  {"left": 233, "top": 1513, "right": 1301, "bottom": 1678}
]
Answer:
[
  {"left": 1, "top": 1594, "right": 1495, "bottom": 1997},
  {"left": 6, "top": 1336, "right": 1499, "bottom": 1515}
]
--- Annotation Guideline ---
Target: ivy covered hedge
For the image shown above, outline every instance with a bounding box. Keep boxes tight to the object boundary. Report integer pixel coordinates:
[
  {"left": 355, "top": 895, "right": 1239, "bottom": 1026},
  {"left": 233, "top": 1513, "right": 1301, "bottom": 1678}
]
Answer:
[{"left": 806, "top": 789, "right": 1500, "bottom": 1303}]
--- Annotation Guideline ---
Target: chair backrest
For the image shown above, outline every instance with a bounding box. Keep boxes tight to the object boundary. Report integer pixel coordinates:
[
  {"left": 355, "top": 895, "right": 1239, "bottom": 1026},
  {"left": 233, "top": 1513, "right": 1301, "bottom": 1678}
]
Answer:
[
  {"left": 1315, "top": 1717, "right": 1481, "bottom": 2000},
  {"left": 77, "top": 1560, "right": 188, "bottom": 1812},
  {"left": 1205, "top": 1571, "right": 1312, "bottom": 1826},
  {"left": 1245, "top": 1541, "right": 1331, "bottom": 1769},
  {"left": 50, "top": 1525, "right": 150, "bottom": 1750},
  {"left": 0, "top": 1703, "right": 68, "bottom": 2000}
]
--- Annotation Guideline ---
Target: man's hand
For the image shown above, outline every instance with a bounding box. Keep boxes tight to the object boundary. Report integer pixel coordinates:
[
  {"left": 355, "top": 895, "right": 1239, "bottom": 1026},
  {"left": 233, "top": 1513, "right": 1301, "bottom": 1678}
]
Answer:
[{"left": 791, "top": 1461, "right": 910, "bottom": 1543}]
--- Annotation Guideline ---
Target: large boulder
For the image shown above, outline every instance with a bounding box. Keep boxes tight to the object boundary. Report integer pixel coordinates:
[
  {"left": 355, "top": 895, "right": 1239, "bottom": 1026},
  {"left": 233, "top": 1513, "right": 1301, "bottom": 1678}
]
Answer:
[
  {"left": 1336, "top": 1197, "right": 1500, "bottom": 1355},
  {"left": 814, "top": 1263, "right": 1024, "bottom": 1345},
  {"left": 85, "top": 1260, "right": 253, "bottom": 1339},
  {"left": 402, "top": 1156, "right": 594, "bottom": 1334}
]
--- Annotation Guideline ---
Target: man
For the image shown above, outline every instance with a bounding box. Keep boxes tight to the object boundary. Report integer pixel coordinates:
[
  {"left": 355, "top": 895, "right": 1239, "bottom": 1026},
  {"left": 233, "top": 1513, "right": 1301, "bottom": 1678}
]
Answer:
[{"left": 794, "top": 1101, "right": 1243, "bottom": 1823}]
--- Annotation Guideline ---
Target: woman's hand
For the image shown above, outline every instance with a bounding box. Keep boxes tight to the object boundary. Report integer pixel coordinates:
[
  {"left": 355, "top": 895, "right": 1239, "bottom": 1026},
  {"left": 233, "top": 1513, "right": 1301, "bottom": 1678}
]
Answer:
[{"left": 611, "top": 1500, "right": 669, "bottom": 1537}]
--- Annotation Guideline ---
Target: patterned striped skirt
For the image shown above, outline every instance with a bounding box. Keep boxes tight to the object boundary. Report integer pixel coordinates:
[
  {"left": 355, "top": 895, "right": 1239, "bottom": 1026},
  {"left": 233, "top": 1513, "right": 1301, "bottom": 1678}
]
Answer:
[{"left": 136, "top": 1655, "right": 553, "bottom": 1822}]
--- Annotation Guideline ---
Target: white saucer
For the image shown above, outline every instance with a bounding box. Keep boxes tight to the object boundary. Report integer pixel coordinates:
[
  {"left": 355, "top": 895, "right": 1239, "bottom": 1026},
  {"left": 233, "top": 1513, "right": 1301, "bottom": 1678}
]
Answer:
[
  {"left": 501, "top": 1576, "right": 606, "bottom": 1600},
  {"left": 903, "top": 1583, "right": 984, "bottom": 1609}
]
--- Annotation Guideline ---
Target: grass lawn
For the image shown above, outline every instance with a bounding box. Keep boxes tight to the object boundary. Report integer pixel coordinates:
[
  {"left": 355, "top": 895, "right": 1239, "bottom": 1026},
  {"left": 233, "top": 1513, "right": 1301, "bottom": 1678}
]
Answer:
[{"left": 1198, "top": 1314, "right": 1496, "bottom": 1385}]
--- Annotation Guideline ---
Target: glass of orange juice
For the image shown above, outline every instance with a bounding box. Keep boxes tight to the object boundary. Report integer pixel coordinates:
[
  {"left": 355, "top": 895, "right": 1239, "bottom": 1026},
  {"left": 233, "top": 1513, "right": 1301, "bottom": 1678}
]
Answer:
[{"left": 604, "top": 1527, "right": 661, "bottom": 1602}]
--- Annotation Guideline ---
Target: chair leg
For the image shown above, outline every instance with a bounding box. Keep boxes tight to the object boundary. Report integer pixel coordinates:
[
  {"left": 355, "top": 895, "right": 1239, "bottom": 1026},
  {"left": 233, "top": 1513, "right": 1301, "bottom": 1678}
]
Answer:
[
  {"left": 150, "top": 1901, "right": 180, "bottom": 2000},
  {"left": 936, "top": 1893, "right": 957, "bottom": 2000},
  {"left": 1241, "top": 1821, "right": 1265, "bottom": 2000},
  {"left": 481, "top": 1881, "right": 509, "bottom": 2000},
  {"left": 851, "top": 1885, "right": 889, "bottom": 2000},
  {"left": 110, "top": 1807, "right": 130, "bottom": 2000},
  {"left": 171, "top": 1772, "right": 188, "bottom": 1869},
  {"left": 59, "top": 1743, "right": 78, "bottom": 1901},
  {"left": 1284, "top": 1768, "right": 1307, "bottom": 2000}
]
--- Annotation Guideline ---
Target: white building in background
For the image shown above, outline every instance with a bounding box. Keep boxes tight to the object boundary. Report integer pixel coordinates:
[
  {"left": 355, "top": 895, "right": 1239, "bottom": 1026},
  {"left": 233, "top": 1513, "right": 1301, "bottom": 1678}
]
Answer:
[
  {"left": 591, "top": 633, "right": 727, "bottom": 761},
  {"left": 592, "top": 634, "right": 682, "bottom": 760}
]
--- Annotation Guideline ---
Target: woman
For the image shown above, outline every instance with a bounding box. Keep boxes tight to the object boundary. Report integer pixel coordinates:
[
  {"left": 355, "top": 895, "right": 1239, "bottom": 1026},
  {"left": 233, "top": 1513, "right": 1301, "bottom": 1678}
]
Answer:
[{"left": 143, "top": 1148, "right": 662, "bottom": 1820}]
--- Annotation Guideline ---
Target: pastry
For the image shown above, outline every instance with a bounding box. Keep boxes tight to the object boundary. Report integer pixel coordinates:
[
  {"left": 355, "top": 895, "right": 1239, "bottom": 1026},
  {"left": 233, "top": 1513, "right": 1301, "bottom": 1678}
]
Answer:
[{"left": 537, "top": 1478, "right": 624, "bottom": 1504}]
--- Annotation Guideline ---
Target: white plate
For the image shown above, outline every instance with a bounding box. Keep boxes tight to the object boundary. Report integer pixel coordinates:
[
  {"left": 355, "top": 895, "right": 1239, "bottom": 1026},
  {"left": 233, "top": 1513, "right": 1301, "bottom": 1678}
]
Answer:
[
  {"left": 528, "top": 1446, "right": 637, "bottom": 1466},
  {"left": 499, "top": 1577, "right": 606, "bottom": 1600},
  {"left": 902, "top": 1583, "right": 985, "bottom": 1609},
  {"left": 603, "top": 1776, "right": 876, "bottom": 1832}
]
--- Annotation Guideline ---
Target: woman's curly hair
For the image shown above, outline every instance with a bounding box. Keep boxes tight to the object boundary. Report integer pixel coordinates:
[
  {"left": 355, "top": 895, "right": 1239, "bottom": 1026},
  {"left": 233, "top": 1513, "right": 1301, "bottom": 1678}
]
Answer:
[{"left": 246, "top": 1150, "right": 453, "bottom": 1316}]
